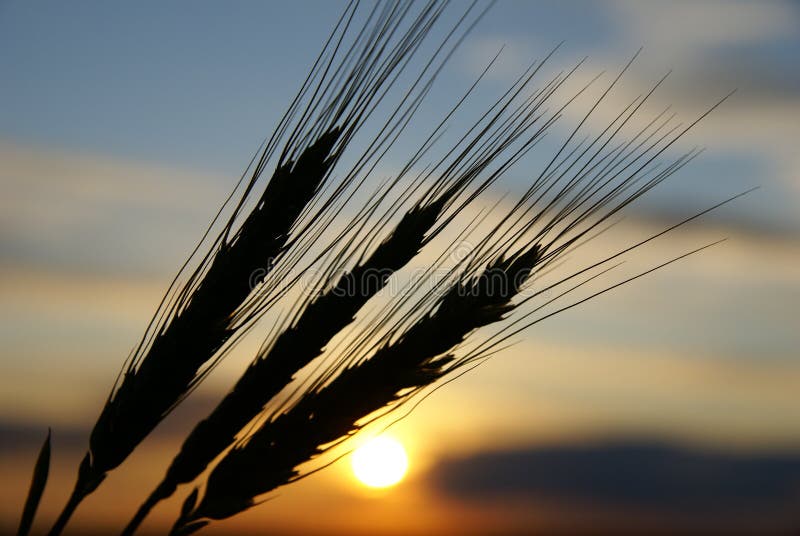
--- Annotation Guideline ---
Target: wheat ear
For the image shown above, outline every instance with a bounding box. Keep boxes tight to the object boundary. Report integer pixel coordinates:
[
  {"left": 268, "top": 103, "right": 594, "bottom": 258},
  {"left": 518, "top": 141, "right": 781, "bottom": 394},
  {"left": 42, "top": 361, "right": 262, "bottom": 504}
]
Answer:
[
  {"left": 122, "top": 47, "right": 573, "bottom": 532},
  {"left": 47, "top": 2, "right": 455, "bottom": 533},
  {"left": 121, "top": 192, "right": 448, "bottom": 534},
  {"left": 50, "top": 126, "right": 344, "bottom": 536},
  {"left": 169, "top": 244, "right": 540, "bottom": 534},
  {"left": 165, "top": 51, "right": 740, "bottom": 533}
]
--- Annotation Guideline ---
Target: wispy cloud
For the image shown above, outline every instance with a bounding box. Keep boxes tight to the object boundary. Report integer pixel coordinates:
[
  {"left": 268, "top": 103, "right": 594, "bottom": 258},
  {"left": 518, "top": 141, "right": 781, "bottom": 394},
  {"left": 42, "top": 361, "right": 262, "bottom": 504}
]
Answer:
[
  {"left": 0, "top": 141, "right": 228, "bottom": 277},
  {"left": 458, "top": 0, "right": 800, "bottom": 234}
]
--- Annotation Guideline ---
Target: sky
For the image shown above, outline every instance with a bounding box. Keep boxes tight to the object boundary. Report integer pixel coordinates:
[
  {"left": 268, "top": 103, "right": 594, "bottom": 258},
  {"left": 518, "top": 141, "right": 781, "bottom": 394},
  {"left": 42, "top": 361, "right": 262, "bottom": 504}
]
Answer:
[{"left": 1, "top": 1, "right": 799, "bottom": 534}]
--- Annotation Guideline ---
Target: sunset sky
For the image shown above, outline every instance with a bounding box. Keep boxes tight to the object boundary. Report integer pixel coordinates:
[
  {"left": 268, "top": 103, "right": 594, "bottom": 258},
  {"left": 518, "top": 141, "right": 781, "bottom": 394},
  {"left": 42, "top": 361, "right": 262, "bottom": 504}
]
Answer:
[{"left": 1, "top": 1, "right": 799, "bottom": 534}]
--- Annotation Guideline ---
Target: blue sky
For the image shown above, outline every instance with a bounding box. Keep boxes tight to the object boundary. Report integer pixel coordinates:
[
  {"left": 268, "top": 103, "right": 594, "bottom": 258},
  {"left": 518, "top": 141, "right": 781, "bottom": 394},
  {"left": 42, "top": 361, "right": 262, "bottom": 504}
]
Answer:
[{"left": 2, "top": 1, "right": 799, "bottom": 234}]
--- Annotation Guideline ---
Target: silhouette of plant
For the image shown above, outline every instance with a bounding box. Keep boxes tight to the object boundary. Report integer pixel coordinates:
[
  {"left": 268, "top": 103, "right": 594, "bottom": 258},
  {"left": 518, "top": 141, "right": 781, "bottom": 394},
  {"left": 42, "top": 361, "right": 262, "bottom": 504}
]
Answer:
[{"left": 15, "top": 2, "right": 745, "bottom": 535}]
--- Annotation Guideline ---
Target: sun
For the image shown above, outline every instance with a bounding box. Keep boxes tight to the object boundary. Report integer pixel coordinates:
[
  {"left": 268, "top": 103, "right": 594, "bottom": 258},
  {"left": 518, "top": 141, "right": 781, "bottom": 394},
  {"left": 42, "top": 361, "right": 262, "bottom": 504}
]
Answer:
[{"left": 351, "top": 436, "right": 409, "bottom": 488}]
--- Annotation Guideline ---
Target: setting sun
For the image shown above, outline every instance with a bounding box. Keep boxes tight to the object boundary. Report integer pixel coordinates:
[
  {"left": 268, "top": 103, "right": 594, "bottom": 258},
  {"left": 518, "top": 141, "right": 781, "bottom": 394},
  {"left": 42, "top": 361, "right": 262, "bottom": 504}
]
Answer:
[{"left": 351, "top": 436, "right": 409, "bottom": 488}]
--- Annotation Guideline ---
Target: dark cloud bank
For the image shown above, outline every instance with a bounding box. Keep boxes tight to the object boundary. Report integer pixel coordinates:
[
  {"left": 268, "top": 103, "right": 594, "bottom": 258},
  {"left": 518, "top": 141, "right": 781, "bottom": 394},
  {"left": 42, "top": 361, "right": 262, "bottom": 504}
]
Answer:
[{"left": 432, "top": 440, "right": 800, "bottom": 532}]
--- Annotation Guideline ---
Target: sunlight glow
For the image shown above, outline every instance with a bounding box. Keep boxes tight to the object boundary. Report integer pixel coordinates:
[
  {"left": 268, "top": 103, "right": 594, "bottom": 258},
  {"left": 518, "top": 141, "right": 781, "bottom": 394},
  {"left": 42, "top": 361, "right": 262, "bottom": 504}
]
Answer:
[{"left": 351, "top": 436, "right": 409, "bottom": 488}]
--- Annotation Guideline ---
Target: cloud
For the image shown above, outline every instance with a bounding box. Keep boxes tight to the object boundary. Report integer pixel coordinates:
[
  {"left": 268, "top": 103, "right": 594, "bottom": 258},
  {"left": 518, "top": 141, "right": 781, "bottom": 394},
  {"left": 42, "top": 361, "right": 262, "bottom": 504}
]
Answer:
[
  {"left": 0, "top": 141, "right": 228, "bottom": 277},
  {"left": 615, "top": 0, "right": 798, "bottom": 51},
  {"left": 457, "top": 0, "right": 800, "bottom": 237},
  {"left": 0, "top": 390, "right": 224, "bottom": 454},
  {"left": 0, "top": 421, "right": 84, "bottom": 454},
  {"left": 431, "top": 440, "right": 800, "bottom": 517}
]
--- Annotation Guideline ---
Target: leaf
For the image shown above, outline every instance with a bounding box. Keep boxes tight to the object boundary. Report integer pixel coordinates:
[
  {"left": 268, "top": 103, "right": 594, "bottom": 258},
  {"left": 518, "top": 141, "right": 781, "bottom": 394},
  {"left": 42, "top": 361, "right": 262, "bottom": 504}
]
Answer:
[
  {"left": 181, "top": 487, "right": 199, "bottom": 518},
  {"left": 175, "top": 520, "right": 208, "bottom": 536},
  {"left": 17, "top": 428, "right": 51, "bottom": 536}
]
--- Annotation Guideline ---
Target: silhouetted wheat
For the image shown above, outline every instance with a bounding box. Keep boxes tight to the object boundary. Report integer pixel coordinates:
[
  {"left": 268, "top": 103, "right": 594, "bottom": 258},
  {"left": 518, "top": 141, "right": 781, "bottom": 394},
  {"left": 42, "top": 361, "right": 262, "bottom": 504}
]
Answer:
[
  {"left": 157, "top": 40, "right": 745, "bottom": 530},
  {"left": 167, "top": 127, "right": 735, "bottom": 533},
  {"left": 15, "top": 2, "right": 748, "bottom": 536},
  {"left": 121, "top": 44, "right": 572, "bottom": 534},
  {"left": 160, "top": 51, "right": 741, "bottom": 531},
  {"left": 45, "top": 2, "right": 466, "bottom": 534},
  {"left": 170, "top": 242, "right": 542, "bottom": 534}
]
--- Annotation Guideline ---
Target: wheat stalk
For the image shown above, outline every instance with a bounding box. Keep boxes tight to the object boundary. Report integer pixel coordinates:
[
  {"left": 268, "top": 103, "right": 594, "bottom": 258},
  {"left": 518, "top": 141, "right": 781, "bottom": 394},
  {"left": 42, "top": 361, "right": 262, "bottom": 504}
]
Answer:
[
  {"left": 121, "top": 194, "right": 452, "bottom": 535},
  {"left": 15, "top": 2, "right": 746, "bottom": 535},
  {"left": 49, "top": 122, "right": 342, "bottom": 536},
  {"left": 161, "top": 46, "right": 741, "bottom": 532},
  {"left": 46, "top": 2, "right": 461, "bottom": 534},
  {"left": 169, "top": 242, "right": 542, "bottom": 534},
  {"left": 121, "top": 49, "right": 570, "bottom": 533}
]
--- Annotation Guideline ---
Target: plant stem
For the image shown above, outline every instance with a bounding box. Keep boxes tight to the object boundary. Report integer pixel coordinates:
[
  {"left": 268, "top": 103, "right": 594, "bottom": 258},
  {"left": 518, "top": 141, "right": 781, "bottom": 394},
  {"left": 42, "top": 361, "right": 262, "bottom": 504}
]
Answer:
[
  {"left": 120, "top": 480, "right": 174, "bottom": 536},
  {"left": 47, "top": 453, "right": 105, "bottom": 536},
  {"left": 47, "top": 483, "right": 86, "bottom": 536}
]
